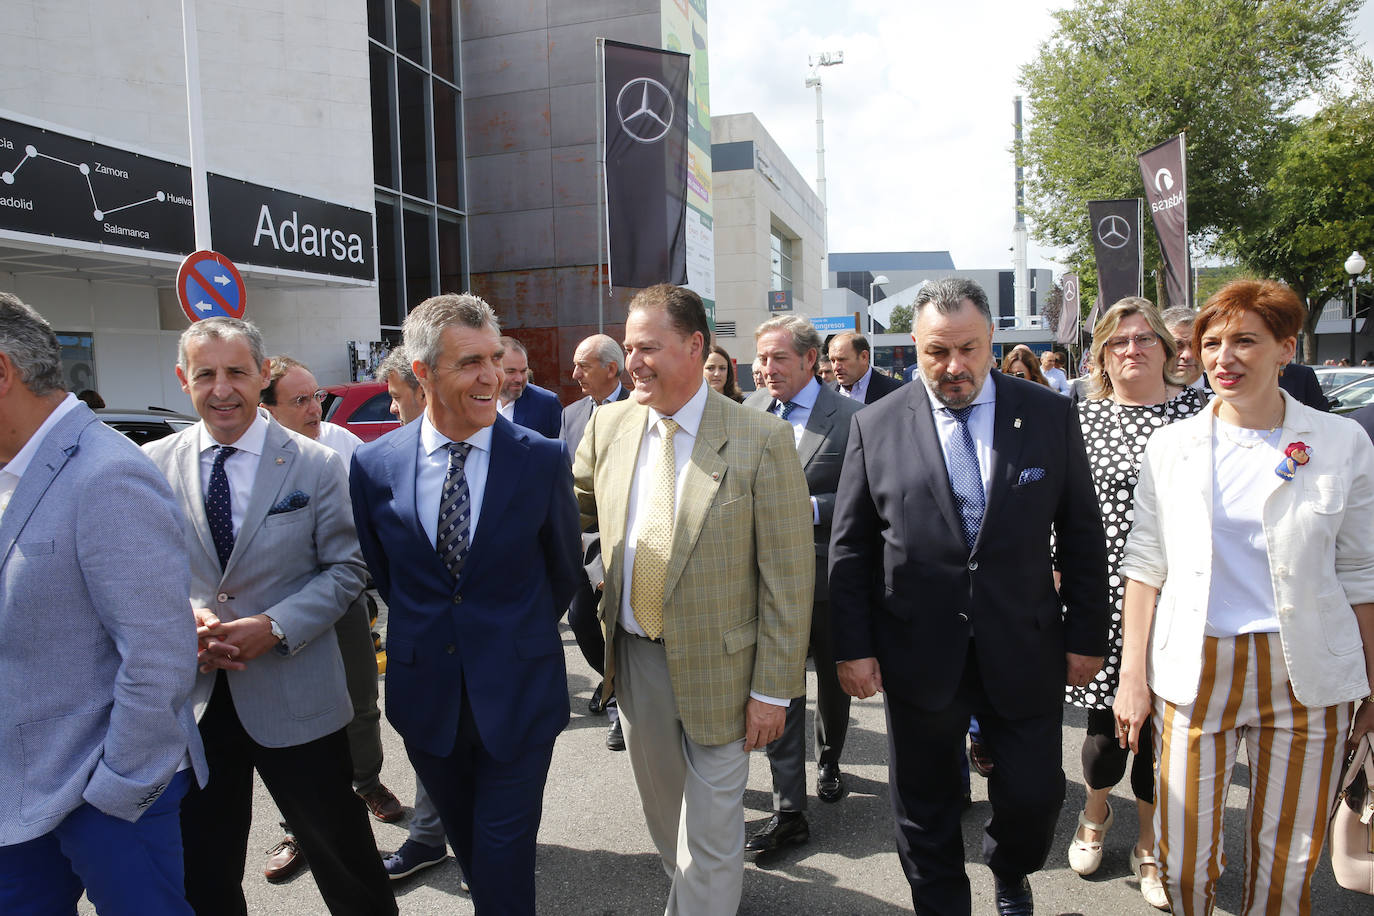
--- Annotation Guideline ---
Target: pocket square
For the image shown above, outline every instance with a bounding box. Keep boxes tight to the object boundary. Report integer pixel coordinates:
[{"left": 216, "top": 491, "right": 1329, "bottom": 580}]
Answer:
[
  {"left": 268, "top": 490, "right": 310, "bottom": 514},
  {"left": 1017, "top": 467, "right": 1046, "bottom": 485}
]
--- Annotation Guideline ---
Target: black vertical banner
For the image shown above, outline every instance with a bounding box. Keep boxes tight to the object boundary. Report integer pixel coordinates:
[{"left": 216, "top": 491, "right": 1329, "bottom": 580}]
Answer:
[
  {"left": 1138, "top": 134, "right": 1190, "bottom": 309},
  {"left": 602, "top": 39, "right": 689, "bottom": 289},
  {"left": 1087, "top": 199, "right": 1142, "bottom": 308}
]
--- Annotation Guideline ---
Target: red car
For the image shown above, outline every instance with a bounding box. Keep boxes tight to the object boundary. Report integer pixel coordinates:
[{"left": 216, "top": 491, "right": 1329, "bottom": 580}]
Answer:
[{"left": 321, "top": 382, "right": 401, "bottom": 442}]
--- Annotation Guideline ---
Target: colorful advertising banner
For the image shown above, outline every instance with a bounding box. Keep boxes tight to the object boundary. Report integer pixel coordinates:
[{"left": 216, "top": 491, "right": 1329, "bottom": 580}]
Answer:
[
  {"left": 662, "top": 0, "right": 714, "bottom": 322},
  {"left": 1138, "top": 133, "right": 1190, "bottom": 309}
]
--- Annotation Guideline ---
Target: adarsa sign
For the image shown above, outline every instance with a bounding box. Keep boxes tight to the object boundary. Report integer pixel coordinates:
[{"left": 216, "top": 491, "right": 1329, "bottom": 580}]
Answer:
[{"left": 1150, "top": 190, "right": 1185, "bottom": 213}]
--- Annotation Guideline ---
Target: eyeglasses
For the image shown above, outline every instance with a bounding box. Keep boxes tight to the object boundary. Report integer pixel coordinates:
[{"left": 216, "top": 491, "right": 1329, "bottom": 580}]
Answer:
[
  {"left": 288, "top": 391, "right": 328, "bottom": 409},
  {"left": 1011, "top": 370, "right": 1026, "bottom": 378},
  {"left": 1104, "top": 333, "right": 1160, "bottom": 354}
]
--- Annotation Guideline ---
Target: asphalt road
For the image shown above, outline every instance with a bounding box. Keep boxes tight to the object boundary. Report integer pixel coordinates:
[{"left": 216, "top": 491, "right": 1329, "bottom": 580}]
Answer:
[{"left": 81, "top": 622, "right": 1360, "bottom": 915}]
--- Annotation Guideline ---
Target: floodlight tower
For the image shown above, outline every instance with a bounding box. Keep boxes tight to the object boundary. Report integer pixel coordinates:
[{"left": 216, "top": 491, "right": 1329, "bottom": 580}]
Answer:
[
  {"left": 806, "top": 51, "right": 843, "bottom": 288},
  {"left": 1013, "top": 96, "right": 1030, "bottom": 326}
]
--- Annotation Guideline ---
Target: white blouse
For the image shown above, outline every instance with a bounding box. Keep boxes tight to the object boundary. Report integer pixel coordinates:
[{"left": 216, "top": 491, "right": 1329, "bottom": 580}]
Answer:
[{"left": 1205, "top": 424, "right": 1282, "bottom": 636}]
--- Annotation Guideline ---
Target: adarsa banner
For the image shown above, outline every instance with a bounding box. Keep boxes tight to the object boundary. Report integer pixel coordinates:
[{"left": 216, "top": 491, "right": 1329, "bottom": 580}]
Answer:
[{"left": 1138, "top": 134, "right": 1190, "bottom": 308}]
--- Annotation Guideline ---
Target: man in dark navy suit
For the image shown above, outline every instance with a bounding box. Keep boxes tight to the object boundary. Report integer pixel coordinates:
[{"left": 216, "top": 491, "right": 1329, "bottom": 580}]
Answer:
[
  {"left": 497, "top": 336, "right": 562, "bottom": 437},
  {"left": 828, "top": 331, "right": 903, "bottom": 404},
  {"left": 351, "top": 295, "right": 581, "bottom": 916},
  {"left": 830, "top": 278, "right": 1108, "bottom": 916}
]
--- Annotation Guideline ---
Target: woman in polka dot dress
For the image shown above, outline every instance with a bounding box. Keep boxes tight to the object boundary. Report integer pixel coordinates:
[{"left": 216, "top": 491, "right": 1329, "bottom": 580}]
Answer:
[{"left": 1064, "top": 297, "right": 1206, "bottom": 910}]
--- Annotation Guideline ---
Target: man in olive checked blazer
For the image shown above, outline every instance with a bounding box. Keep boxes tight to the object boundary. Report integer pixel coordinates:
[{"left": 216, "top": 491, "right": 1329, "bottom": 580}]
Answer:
[{"left": 572, "top": 283, "right": 814, "bottom": 915}]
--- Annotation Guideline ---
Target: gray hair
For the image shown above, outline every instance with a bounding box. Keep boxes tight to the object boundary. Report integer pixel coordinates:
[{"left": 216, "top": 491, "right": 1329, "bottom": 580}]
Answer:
[
  {"left": 499, "top": 336, "right": 529, "bottom": 358},
  {"left": 754, "top": 314, "right": 823, "bottom": 362},
  {"left": 403, "top": 293, "right": 501, "bottom": 368},
  {"left": 1160, "top": 306, "right": 1196, "bottom": 331},
  {"left": 377, "top": 346, "right": 418, "bottom": 388},
  {"left": 578, "top": 333, "right": 624, "bottom": 370},
  {"left": 178, "top": 317, "right": 266, "bottom": 372},
  {"left": 0, "top": 292, "right": 65, "bottom": 396},
  {"left": 913, "top": 277, "right": 993, "bottom": 324}
]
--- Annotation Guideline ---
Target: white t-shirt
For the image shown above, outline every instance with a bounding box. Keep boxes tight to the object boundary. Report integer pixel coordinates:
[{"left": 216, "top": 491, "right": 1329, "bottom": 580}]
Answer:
[
  {"left": 1205, "top": 424, "right": 1282, "bottom": 636},
  {"left": 316, "top": 421, "right": 364, "bottom": 471}
]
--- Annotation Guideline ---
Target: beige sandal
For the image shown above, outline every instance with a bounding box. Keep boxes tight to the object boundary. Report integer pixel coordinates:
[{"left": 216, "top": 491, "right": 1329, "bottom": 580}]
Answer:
[
  {"left": 1130, "top": 847, "right": 1170, "bottom": 910},
  {"left": 1067, "top": 803, "right": 1114, "bottom": 876}
]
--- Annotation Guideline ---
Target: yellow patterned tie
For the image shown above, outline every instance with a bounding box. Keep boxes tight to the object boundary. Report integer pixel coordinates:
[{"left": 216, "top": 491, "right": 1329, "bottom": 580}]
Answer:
[{"left": 630, "top": 417, "right": 679, "bottom": 639}]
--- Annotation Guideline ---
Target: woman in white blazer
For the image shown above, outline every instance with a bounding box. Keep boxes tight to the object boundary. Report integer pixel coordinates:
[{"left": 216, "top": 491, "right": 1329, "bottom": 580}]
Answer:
[{"left": 1114, "top": 279, "right": 1374, "bottom": 916}]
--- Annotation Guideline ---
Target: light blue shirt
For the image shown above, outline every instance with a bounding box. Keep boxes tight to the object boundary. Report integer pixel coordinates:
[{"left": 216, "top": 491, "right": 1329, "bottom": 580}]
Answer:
[
  {"left": 768, "top": 377, "right": 822, "bottom": 524},
  {"left": 417, "top": 414, "right": 493, "bottom": 548},
  {"left": 0, "top": 393, "right": 79, "bottom": 516},
  {"left": 838, "top": 365, "right": 874, "bottom": 401},
  {"left": 922, "top": 374, "right": 997, "bottom": 500}
]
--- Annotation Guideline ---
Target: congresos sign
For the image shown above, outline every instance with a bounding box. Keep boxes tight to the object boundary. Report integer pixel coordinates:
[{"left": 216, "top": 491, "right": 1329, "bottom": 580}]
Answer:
[{"left": 0, "top": 116, "right": 374, "bottom": 283}]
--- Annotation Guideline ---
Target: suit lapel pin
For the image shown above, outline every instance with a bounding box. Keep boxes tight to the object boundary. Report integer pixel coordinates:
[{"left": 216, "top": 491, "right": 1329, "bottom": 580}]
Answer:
[
  {"left": 276, "top": 457, "right": 286, "bottom": 465},
  {"left": 711, "top": 471, "right": 720, "bottom": 480},
  {"left": 1013, "top": 418, "right": 1022, "bottom": 429}
]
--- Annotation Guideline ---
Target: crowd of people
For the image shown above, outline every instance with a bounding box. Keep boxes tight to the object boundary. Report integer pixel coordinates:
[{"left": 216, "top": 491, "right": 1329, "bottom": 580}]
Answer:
[{"left": 1, "top": 273, "right": 1372, "bottom": 916}]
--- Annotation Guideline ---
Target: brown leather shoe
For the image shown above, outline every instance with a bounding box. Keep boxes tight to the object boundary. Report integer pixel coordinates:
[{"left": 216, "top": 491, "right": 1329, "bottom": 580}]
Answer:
[
  {"left": 264, "top": 835, "right": 305, "bottom": 883},
  {"left": 358, "top": 784, "right": 404, "bottom": 823}
]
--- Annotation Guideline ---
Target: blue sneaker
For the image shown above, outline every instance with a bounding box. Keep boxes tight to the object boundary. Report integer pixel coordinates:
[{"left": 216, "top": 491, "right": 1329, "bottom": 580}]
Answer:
[{"left": 382, "top": 839, "right": 447, "bottom": 880}]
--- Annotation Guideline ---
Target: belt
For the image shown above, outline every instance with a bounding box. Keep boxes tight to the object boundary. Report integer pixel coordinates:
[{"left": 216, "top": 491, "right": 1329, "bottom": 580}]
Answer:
[{"left": 617, "top": 623, "right": 664, "bottom": 646}]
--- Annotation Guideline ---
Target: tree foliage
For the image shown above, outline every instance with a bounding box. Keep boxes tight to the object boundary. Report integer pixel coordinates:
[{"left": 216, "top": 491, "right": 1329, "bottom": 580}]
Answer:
[
  {"left": 1221, "top": 62, "right": 1374, "bottom": 359},
  {"left": 1019, "top": 0, "right": 1359, "bottom": 277},
  {"left": 886, "top": 302, "right": 913, "bottom": 334}
]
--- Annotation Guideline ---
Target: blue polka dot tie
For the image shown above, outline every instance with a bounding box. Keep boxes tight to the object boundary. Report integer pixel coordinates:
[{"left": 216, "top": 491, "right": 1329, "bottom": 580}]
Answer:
[
  {"left": 775, "top": 400, "right": 798, "bottom": 421},
  {"left": 205, "top": 445, "right": 237, "bottom": 570},
  {"left": 944, "top": 406, "right": 985, "bottom": 550},
  {"left": 436, "top": 442, "right": 473, "bottom": 579}
]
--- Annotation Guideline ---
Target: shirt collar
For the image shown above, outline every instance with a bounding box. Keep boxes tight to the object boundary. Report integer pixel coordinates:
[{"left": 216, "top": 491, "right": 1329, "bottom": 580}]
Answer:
[
  {"left": 197, "top": 407, "right": 270, "bottom": 456},
  {"left": 2, "top": 393, "right": 80, "bottom": 480},
  {"left": 603, "top": 383, "right": 624, "bottom": 404},
  {"left": 420, "top": 412, "right": 494, "bottom": 456},
  {"left": 648, "top": 379, "right": 709, "bottom": 437},
  {"left": 777, "top": 377, "right": 821, "bottom": 411},
  {"left": 922, "top": 372, "right": 997, "bottom": 414},
  {"left": 843, "top": 365, "right": 873, "bottom": 394}
]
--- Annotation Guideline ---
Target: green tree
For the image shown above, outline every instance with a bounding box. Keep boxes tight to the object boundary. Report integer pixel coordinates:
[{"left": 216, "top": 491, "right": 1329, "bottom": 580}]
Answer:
[
  {"left": 1224, "top": 64, "right": 1374, "bottom": 360},
  {"left": 887, "top": 302, "right": 913, "bottom": 334},
  {"left": 1018, "top": 0, "right": 1359, "bottom": 300}
]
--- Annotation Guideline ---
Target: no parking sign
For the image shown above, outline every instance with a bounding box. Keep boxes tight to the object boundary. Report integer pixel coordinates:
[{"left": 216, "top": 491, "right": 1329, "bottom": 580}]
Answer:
[{"left": 177, "top": 250, "right": 246, "bottom": 323}]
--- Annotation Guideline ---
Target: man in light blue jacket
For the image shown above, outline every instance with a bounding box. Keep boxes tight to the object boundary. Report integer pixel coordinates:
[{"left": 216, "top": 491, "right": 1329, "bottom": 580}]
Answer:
[{"left": 0, "top": 292, "right": 206, "bottom": 914}]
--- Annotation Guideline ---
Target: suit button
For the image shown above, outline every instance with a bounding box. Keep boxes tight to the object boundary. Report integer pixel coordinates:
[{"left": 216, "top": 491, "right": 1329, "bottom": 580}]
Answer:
[
  {"left": 1276, "top": 566, "right": 1289, "bottom": 577},
  {"left": 452, "top": 594, "right": 462, "bottom": 604},
  {"left": 445, "top": 644, "right": 456, "bottom": 654},
  {"left": 957, "top": 612, "right": 970, "bottom": 622},
  {"left": 217, "top": 593, "right": 229, "bottom": 603},
  {"left": 967, "top": 561, "right": 978, "bottom": 571}
]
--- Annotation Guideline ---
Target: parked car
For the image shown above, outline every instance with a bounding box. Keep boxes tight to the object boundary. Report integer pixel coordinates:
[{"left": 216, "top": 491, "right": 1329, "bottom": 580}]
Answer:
[
  {"left": 96, "top": 407, "right": 197, "bottom": 445},
  {"left": 321, "top": 381, "right": 400, "bottom": 442},
  {"left": 1312, "top": 366, "right": 1374, "bottom": 396},
  {"left": 1325, "top": 375, "right": 1374, "bottom": 414}
]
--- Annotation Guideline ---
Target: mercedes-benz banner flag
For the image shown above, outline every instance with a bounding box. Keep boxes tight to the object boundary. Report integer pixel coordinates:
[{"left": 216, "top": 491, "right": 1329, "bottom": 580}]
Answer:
[
  {"left": 602, "top": 39, "right": 690, "bottom": 290},
  {"left": 1138, "top": 134, "right": 1190, "bottom": 309},
  {"left": 1057, "top": 273, "right": 1080, "bottom": 345},
  {"left": 1087, "top": 199, "right": 1143, "bottom": 308}
]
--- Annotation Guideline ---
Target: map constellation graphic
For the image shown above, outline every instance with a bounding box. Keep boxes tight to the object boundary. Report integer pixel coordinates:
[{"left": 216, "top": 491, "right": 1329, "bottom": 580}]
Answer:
[{"left": 2, "top": 144, "right": 168, "bottom": 221}]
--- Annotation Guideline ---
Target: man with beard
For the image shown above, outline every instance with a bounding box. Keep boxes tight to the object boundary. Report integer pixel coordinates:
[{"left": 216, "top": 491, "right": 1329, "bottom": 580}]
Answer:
[
  {"left": 829, "top": 278, "right": 1108, "bottom": 916},
  {"left": 497, "top": 337, "right": 562, "bottom": 438}
]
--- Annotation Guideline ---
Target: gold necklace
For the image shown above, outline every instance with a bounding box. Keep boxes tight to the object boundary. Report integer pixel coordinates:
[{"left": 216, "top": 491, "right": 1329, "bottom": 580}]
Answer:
[{"left": 1217, "top": 407, "right": 1284, "bottom": 449}]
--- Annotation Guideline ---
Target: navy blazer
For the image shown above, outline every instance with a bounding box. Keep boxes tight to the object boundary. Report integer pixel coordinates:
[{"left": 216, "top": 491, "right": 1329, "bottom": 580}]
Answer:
[
  {"left": 1278, "top": 362, "right": 1330, "bottom": 412},
  {"left": 828, "top": 371, "right": 1109, "bottom": 719},
  {"left": 512, "top": 383, "right": 563, "bottom": 439},
  {"left": 349, "top": 415, "right": 582, "bottom": 761}
]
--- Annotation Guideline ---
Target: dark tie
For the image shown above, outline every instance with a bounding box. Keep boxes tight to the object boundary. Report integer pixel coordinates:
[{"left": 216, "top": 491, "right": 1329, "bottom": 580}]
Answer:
[
  {"left": 205, "top": 445, "right": 237, "bottom": 570},
  {"left": 436, "top": 442, "right": 473, "bottom": 579},
  {"left": 944, "top": 406, "right": 985, "bottom": 549},
  {"left": 775, "top": 400, "right": 798, "bottom": 421}
]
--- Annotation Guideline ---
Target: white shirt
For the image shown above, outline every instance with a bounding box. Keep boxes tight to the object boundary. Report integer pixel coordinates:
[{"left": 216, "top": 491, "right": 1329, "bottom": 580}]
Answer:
[
  {"left": 619, "top": 380, "right": 784, "bottom": 706},
  {"left": 196, "top": 409, "right": 270, "bottom": 539},
  {"left": 767, "top": 377, "right": 822, "bottom": 524},
  {"left": 416, "top": 413, "right": 492, "bottom": 548},
  {"left": 922, "top": 374, "right": 997, "bottom": 499},
  {"left": 497, "top": 398, "right": 516, "bottom": 422},
  {"left": 837, "top": 365, "right": 874, "bottom": 401},
  {"left": 0, "top": 393, "right": 80, "bottom": 515},
  {"left": 316, "top": 421, "right": 364, "bottom": 472},
  {"left": 1205, "top": 424, "right": 1282, "bottom": 636}
]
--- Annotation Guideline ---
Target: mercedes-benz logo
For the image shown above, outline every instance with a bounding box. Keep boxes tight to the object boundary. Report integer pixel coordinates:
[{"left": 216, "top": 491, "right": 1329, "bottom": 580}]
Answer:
[
  {"left": 1097, "top": 214, "right": 1131, "bottom": 249},
  {"left": 1154, "top": 167, "right": 1174, "bottom": 194},
  {"left": 1062, "top": 275, "right": 1079, "bottom": 306},
  {"left": 616, "top": 77, "right": 674, "bottom": 144}
]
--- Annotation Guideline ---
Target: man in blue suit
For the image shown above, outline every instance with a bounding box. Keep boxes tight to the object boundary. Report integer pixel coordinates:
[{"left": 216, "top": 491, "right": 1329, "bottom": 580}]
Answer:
[
  {"left": 497, "top": 336, "right": 562, "bottom": 438},
  {"left": 0, "top": 293, "right": 206, "bottom": 915},
  {"left": 351, "top": 294, "right": 582, "bottom": 916}
]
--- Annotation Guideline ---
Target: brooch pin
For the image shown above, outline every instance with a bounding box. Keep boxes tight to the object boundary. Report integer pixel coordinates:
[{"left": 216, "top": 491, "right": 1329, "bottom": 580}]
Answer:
[{"left": 1275, "top": 441, "right": 1311, "bottom": 481}]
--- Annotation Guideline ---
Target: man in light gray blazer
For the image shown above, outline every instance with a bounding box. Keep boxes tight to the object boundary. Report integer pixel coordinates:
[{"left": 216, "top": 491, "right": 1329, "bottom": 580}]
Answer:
[
  {"left": 0, "top": 293, "right": 205, "bottom": 914},
  {"left": 743, "top": 314, "right": 863, "bottom": 855},
  {"left": 145, "top": 317, "right": 395, "bottom": 916}
]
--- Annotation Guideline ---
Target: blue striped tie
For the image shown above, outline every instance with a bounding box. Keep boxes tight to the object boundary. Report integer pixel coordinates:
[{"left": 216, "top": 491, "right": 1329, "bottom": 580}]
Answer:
[{"left": 436, "top": 442, "right": 473, "bottom": 579}]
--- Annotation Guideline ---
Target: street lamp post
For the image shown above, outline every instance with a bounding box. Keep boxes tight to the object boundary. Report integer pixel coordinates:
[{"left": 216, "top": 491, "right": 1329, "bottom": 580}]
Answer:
[
  {"left": 1347, "top": 251, "right": 1366, "bottom": 366},
  {"left": 868, "top": 274, "right": 889, "bottom": 336},
  {"left": 805, "top": 51, "right": 843, "bottom": 289}
]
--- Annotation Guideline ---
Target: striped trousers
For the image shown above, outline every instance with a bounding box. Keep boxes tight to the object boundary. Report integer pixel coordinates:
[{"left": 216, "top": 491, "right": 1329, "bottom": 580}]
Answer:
[{"left": 1153, "top": 633, "right": 1352, "bottom": 916}]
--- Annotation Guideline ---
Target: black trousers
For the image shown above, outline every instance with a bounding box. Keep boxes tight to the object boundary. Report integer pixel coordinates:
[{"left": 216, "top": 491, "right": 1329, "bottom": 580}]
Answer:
[
  {"left": 1081, "top": 706, "right": 1155, "bottom": 803},
  {"left": 884, "top": 642, "right": 1065, "bottom": 916},
  {"left": 180, "top": 674, "right": 396, "bottom": 916},
  {"left": 566, "top": 580, "right": 607, "bottom": 676}
]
